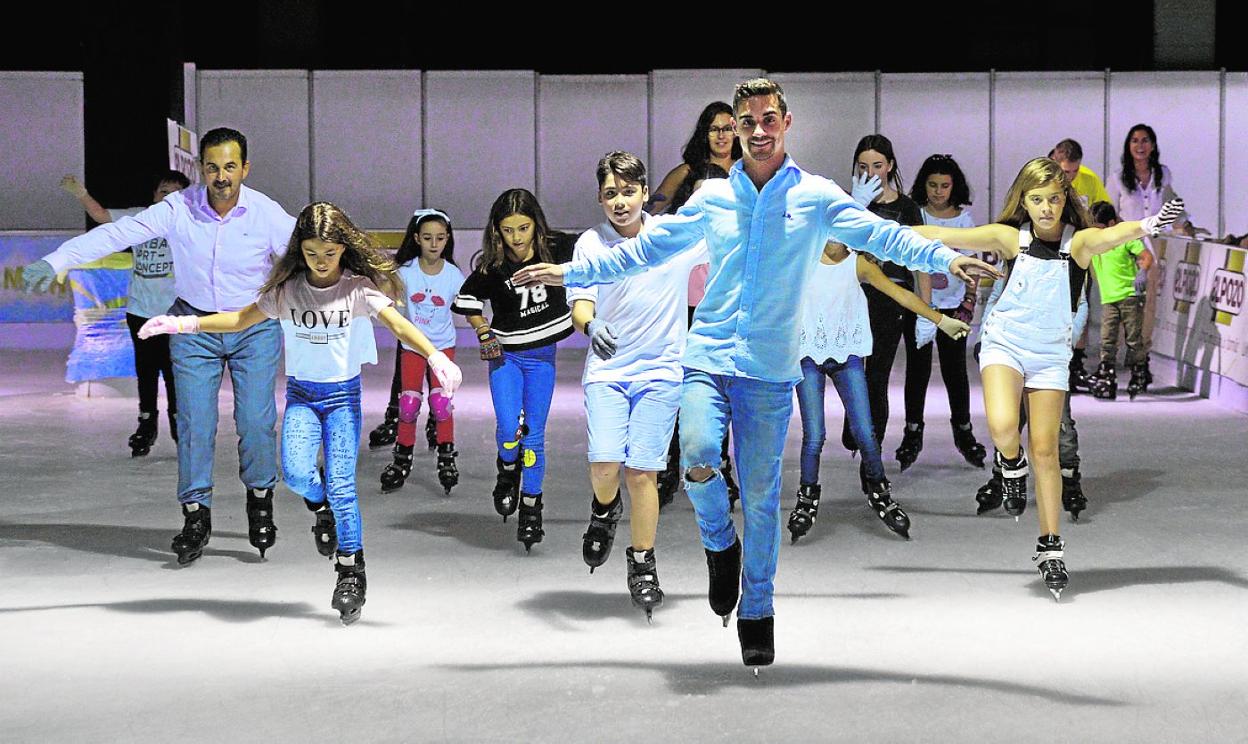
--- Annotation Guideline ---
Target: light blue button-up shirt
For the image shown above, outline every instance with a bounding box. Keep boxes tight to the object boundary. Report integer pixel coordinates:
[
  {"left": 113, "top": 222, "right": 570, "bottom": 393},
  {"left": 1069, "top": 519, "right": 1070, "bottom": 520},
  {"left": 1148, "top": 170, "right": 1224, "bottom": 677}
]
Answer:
[
  {"left": 44, "top": 184, "right": 296, "bottom": 313},
  {"left": 563, "top": 156, "right": 963, "bottom": 383}
]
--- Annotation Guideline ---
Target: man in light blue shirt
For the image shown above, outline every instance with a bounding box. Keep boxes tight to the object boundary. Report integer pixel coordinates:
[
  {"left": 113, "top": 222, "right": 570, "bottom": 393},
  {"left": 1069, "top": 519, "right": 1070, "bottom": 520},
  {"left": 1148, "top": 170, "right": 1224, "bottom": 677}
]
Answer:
[
  {"left": 515, "top": 78, "right": 998, "bottom": 668},
  {"left": 25, "top": 127, "right": 296, "bottom": 565}
]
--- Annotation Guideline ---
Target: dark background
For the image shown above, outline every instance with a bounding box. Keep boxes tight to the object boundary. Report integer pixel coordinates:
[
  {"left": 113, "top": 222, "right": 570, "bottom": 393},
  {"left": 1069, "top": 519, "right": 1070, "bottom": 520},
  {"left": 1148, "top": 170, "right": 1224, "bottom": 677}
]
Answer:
[{"left": 2, "top": 0, "right": 1235, "bottom": 212}]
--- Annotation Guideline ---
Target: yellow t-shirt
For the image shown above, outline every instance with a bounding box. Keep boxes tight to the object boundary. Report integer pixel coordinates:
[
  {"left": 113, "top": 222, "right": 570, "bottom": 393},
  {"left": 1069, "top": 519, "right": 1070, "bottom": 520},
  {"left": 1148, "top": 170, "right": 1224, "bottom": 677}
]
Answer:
[{"left": 1071, "top": 165, "right": 1111, "bottom": 209}]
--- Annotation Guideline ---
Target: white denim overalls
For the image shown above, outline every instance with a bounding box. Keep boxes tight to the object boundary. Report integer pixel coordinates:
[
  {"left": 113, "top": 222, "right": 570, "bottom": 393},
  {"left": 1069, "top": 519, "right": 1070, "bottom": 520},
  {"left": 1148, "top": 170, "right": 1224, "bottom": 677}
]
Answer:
[{"left": 979, "top": 223, "right": 1077, "bottom": 391}]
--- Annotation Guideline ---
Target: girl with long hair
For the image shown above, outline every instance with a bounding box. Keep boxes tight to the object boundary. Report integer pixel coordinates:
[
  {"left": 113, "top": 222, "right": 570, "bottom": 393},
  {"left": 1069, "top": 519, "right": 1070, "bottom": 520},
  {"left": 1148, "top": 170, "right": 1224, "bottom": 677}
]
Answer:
[
  {"left": 139, "top": 202, "right": 462, "bottom": 624},
  {"left": 647, "top": 101, "right": 742, "bottom": 215},
  {"left": 451, "top": 188, "right": 575, "bottom": 552},
  {"left": 914, "top": 158, "right": 1182, "bottom": 600}
]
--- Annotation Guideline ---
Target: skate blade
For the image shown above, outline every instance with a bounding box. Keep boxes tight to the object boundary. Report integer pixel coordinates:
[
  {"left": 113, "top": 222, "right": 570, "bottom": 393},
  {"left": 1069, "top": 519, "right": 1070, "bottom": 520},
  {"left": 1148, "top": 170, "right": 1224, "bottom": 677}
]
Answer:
[
  {"left": 721, "top": 614, "right": 731, "bottom": 628},
  {"left": 645, "top": 610, "right": 654, "bottom": 625},
  {"left": 174, "top": 551, "right": 202, "bottom": 566},
  {"left": 339, "top": 608, "right": 362, "bottom": 626},
  {"left": 752, "top": 667, "right": 760, "bottom": 678},
  {"left": 1014, "top": 516, "right": 1020, "bottom": 523},
  {"left": 1048, "top": 588, "right": 1063, "bottom": 602}
]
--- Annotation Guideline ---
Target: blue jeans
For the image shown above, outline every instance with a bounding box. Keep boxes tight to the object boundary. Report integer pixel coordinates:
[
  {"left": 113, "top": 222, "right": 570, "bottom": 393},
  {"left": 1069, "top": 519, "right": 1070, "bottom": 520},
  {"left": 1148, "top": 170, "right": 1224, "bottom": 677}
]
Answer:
[
  {"left": 488, "top": 345, "right": 557, "bottom": 495},
  {"left": 795, "top": 355, "right": 884, "bottom": 485},
  {"left": 169, "top": 299, "right": 281, "bottom": 506},
  {"left": 282, "top": 376, "right": 364, "bottom": 554},
  {"left": 679, "top": 368, "right": 793, "bottom": 620}
]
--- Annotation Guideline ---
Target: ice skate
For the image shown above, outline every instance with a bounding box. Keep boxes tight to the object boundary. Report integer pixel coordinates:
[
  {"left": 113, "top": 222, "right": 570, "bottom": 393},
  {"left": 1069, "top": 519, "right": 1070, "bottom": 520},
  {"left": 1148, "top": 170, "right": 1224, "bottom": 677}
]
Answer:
[
  {"left": 379, "top": 444, "right": 414, "bottom": 493},
  {"left": 895, "top": 421, "right": 924, "bottom": 472},
  {"left": 424, "top": 414, "right": 438, "bottom": 452},
  {"left": 975, "top": 466, "right": 1003, "bottom": 515},
  {"left": 1061, "top": 467, "right": 1087, "bottom": 523},
  {"left": 864, "top": 477, "right": 910, "bottom": 540},
  {"left": 1127, "top": 362, "right": 1148, "bottom": 400},
  {"left": 435, "top": 442, "right": 458, "bottom": 495},
  {"left": 1091, "top": 362, "right": 1117, "bottom": 400},
  {"left": 492, "top": 457, "right": 522, "bottom": 521},
  {"left": 128, "top": 412, "right": 158, "bottom": 457},
  {"left": 367, "top": 405, "right": 398, "bottom": 449},
  {"left": 1068, "top": 349, "right": 1094, "bottom": 394},
  {"left": 737, "top": 616, "right": 775, "bottom": 671},
  {"left": 951, "top": 420, "right": 987, "bottom": 468},
  {"left": 170, "top": 502, "right": 211, "bottom": 565},
  {"left": 626, "top": 546, "right": 664, "bottom": 623},
  {"left": 305, "top": 498, "right": 337, "bottom": 557},
  {"left": 1033, "top": 534, "right": 1068, "bottom": 601},
  {"left": 582, "top": 491, "right": 622, "bottom": 572},
  {"left": 995, "top": 448, "right": 1029, "bottom": 520},
  {"left": 245, "top": 488, "right": 277, "bottom": 558},
  {"left": 705, "top": 537, "right": 741, "bottom": 626},
  {"left": 516, "top": 492, "right": 544, "bottom": 553},
  {"left": 786, "top": 483, "right": 821, "bottom": 543},
  {"left": 332, "top": 550, "right": 367, "bottom": 625}
]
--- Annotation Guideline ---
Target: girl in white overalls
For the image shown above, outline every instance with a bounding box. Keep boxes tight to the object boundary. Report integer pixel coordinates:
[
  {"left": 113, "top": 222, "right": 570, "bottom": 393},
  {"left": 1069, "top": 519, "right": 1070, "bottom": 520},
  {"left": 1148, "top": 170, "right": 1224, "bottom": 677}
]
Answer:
[{"left": 915, "top": 157, "right": 1183, "bottom": 601}]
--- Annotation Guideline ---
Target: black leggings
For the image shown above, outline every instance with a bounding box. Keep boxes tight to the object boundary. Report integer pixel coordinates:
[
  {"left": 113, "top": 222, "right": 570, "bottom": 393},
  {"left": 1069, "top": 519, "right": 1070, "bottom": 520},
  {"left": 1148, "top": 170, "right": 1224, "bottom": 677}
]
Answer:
[
  {"left": 902, "top": 312, "right": 972, "bottom": 426},
  {"left": 857, "top": 285, "right": 914, "bottom": 449},
  {"left": 125, "top": 313, "right": 176, "bottom": 415}
]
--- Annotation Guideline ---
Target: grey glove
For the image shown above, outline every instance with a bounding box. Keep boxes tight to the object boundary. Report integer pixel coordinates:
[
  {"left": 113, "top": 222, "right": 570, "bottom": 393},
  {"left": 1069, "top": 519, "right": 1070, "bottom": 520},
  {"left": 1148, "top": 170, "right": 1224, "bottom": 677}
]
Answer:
[
  {"left": 1133, "top": 268, "right": 1148, "bottom": 296},
  {"left": 22, "top": 259, "right": 56, "bottom": 292},
  {"left": 587, "top": 318, "right": 619, "bottom": 360}
]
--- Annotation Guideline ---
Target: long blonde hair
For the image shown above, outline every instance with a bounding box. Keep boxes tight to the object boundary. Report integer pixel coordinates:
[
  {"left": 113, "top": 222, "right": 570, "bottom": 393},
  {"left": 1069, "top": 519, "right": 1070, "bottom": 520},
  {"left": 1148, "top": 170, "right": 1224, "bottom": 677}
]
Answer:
[
  {"left": 261, "top": 202, "right": 400, "bottom": 298},
  {"left": 995, "top": 157, "right": 1091, "bottom": 231}
]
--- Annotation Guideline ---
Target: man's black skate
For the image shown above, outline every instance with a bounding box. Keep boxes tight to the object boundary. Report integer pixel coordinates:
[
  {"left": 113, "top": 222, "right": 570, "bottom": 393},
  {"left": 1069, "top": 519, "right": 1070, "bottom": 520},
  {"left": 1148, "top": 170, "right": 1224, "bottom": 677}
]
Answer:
[
  {"left": 245, "top": 488, "right": 278, "bottom": 558},
  {"left": 492, "top": 457, "right": 522, "bottom": 521},
  {"left": 1061, "top": 467, "right": 1087, "bottom": 522},
  {"left": 1141, "top": 355, "right": 1154, "bottom": 387},
  {"left": 1092, "top": 362, "right": 1117, "bottom": 400},
  {"left": 332, "top": 550, "right": 367, "bottom": 625},
  {"left": 380, "top": 444, "right": 414, "bottom": 493},
  {"left": 721, "top": 456, "right": 740, "bottom": 512},
  {"left": 1127, "top": 362, "right": 1148, "bottom": 400},
  {"left": 975, "top": 467, "right": 1004, "bottom": 514},
  {"left": 895, "top": 422, "right": 924, "bottom": 472},
  {"left": 864, "top": 477, "right": 910, "bottom": 539},
  {"left": 367, "top": 406, "right": 398, "bottom": 449},
  {"left": 1068, "top": 349, "right": 1094, "bottom": 394},
  {"left": 951, "top": 420, "right": 986, "bottom": 468},
  {"left": 626, "top": 546, "right": 664, "bottom": 623},
  {"left": 128, "top": 412, "right": 158, "bottom": 457},
  {"left": 305, "top": 498, "right": 337, "bottom": 557},
  {"left": 516, "top": 492, "right": 544, "bottom": 553},
  {"left": 582, "top": 491, "right": 623, "bottom": 572},
  {"left": 425, "top": 414, "right": 438, "bottom": 451},
  {"left": 995, "top": 448, "right": 1029, "bottom": 520},
  {"left": 436, "top": 442, "right": 458, "bottom": 495},
  {"left": 786, "top": 483, "right": 821, "bottom": 543},
  {"left": 737, "top": 616, "right": 775, "bottom": 671},
  {"left": 171, "top": 502, "right": 211, "bottom": 565},
  {"left": 1033, "top": 534, "right": 1068, "bottom": 601},
  {"left": 706, "top": 537, "right": 742, "bottom": 626}
]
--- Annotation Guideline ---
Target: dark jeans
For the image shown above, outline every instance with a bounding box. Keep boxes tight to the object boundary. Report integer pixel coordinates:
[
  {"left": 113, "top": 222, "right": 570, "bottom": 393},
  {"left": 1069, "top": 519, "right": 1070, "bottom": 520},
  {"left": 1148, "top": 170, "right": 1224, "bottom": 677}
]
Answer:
[
  {"left": 861, "top": 285, "right": 914, "bottom": 448},
  {"left": 796, "top": 355, "right": 884, "bottom": 485},
  {"left": 903, "top": 316, "right": 972, "bottom": 426},
  {"left": 125, "top": 313, "right": 176, "bottom": 416}
]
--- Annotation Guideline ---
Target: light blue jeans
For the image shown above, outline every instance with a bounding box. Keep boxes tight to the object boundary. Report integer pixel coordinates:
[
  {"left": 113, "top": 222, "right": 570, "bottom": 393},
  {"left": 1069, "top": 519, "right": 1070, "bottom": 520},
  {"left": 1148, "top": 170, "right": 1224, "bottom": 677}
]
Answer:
[
  {"left": 281, "top": 376, "right": 364, "bottom": 554},
  {"left": 679, "top": 368, "right": 793, "bottom": 620},
  {"left": 169, "top": 299, "right": 281, "bottom": 506},
  {"left": 488, "top": 345, "right": 557, "bottom": 495}
]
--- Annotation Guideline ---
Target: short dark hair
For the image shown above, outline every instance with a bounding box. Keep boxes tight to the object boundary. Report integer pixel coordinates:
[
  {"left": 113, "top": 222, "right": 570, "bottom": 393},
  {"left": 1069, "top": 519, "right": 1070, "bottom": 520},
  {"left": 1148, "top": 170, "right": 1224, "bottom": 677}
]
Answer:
[
  {"left": 596, "top": 151, "right": 647, "bottom": 189},
  {"left": 199, "top": 127, "right": 248, "bottom": 162},
  {"left": 733, "top": 78, "right": 787, "bottom": 116},
  {"left": 1052, "top": 138, "right": 1084, "bottom": 162},
  {"left": 156, "top": 169, "right": 191, "bottom": 190},
  {"left": 1090, "top": 200, "right": 1119, "bottom": 224}
]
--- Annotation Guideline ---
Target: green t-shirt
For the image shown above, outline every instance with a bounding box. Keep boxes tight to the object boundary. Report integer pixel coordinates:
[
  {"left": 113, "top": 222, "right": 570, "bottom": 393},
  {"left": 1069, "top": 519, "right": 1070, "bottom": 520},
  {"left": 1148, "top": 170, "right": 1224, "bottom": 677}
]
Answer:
[{"left": 1091, "top": 238, "right": 1146, "bottom": 304}]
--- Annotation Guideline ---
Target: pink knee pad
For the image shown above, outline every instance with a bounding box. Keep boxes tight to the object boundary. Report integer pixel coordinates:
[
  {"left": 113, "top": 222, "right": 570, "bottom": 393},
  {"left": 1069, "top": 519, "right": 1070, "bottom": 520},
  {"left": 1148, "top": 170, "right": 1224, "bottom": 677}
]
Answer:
[
  {"left": 429, "top": 388, "right": 453, "bottom": 422},
  {"left": 398, "top": 390, "right": 423, "bottom": 424}
]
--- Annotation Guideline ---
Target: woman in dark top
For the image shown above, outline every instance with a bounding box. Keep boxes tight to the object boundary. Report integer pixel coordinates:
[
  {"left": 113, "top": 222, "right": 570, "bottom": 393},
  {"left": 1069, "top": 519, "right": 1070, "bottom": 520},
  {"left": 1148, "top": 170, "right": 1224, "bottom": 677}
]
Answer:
[
  {"left": 647, "top": 101, "right": 742, "bottom": 216},
  {"left": 452, "top": 188, "right": 574, "bottom": 552}
]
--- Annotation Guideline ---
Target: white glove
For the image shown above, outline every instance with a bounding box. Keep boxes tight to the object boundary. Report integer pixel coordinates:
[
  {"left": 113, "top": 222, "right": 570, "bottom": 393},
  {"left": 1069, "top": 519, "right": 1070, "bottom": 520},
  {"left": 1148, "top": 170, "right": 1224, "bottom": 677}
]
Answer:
[
  {"left": 427, "top": 351, "right": 462, "bottom": 397},
  {"left": 937, "top": 313, "right": 970, "bottom": 340},
  {"left": 851, "top": 172, "right": 883, "bottom": 207},
  {"left": 1139, "top": 198, "right": 1185, "bottom": 237},
  {"left": 914, "top": 316, "right": 938, "bottom": 348}
]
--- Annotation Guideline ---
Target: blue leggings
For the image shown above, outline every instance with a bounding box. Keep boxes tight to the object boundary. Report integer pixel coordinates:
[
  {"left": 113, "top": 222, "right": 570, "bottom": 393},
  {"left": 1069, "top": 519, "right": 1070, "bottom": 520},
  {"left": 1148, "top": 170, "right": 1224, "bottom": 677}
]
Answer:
[
  {"left": 795, "top": 355, "right": 885, "bottom": 485},
  {"left": 488, "top": 345, "right": 557, "bottom": 495},
  {"left": 281, "top": 376, "right": 364, "bottom": 554}
]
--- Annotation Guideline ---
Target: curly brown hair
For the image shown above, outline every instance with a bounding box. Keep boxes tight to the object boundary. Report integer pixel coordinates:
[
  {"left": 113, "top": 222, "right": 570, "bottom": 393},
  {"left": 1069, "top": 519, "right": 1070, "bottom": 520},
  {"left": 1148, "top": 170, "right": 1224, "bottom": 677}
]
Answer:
[{"left": 261, "top": 201, "right": 401, "bottom": 299}]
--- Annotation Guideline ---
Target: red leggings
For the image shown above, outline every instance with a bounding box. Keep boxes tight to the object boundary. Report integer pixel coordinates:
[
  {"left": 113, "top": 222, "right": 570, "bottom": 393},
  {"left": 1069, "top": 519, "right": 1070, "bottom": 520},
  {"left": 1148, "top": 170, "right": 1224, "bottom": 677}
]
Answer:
[{"left": 397, "top": 347, "right": 456, "bottom": 446}]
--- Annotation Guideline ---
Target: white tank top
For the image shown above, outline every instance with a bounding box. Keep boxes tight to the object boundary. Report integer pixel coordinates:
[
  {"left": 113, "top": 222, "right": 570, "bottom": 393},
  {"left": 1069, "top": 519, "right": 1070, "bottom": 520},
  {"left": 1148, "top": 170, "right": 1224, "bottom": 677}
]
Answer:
[{"left": 799, "top": 253, "right": 873, "bottom": 364}]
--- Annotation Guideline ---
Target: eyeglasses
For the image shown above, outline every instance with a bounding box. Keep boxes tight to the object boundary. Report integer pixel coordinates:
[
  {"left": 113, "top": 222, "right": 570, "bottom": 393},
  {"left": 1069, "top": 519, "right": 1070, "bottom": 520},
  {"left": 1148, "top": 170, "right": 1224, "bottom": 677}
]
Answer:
[{"left": 708, "top": 125, "right": 735, "bottom": 136}]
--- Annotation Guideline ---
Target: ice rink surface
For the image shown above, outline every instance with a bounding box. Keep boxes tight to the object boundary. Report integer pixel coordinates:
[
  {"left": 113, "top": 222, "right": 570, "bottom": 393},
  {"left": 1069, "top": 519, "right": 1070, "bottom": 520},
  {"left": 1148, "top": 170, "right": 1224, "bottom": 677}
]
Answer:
[{"left": 2, "top": 347, "right": 1245, "bottom": 743}]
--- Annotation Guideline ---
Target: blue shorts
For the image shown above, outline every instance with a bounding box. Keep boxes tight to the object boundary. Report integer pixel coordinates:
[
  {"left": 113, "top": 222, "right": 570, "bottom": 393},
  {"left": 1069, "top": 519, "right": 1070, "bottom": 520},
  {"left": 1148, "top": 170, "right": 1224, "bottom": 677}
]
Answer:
[{"left": 584, "top": 379, "right": 681, "bottom": 471}]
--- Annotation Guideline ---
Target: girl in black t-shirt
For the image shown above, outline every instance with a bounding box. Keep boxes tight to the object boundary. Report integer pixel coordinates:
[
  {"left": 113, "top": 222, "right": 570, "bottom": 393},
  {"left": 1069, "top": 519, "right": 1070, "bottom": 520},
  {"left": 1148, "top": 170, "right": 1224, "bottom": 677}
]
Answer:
[{"left": 452, "top": 188, "right": 574, "bottom": 552}]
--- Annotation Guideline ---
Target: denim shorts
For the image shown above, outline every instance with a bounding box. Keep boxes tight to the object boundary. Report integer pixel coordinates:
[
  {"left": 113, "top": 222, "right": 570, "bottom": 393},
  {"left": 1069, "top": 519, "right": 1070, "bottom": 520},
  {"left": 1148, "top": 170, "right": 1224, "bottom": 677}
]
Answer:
[{"left": 584, "top": 379, "right": 681, "bottom": 470}]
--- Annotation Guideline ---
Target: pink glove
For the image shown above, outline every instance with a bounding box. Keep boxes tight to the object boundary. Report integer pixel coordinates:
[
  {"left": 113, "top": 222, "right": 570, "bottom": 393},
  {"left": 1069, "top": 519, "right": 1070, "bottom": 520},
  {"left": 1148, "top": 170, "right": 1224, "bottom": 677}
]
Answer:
[
  {"left": 138, "top": 315, "right": 200, "bottom": 339},
  {"left": 427, "top": 351, "right": 462, "bottom": 396}
]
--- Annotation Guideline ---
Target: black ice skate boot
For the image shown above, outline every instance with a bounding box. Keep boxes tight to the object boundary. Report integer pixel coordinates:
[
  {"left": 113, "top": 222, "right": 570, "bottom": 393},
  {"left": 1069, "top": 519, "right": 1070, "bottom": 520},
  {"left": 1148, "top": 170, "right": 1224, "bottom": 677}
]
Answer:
[
  {"left": 975, "top": 466, "right": 1004, "bottom": 515},
  {"left": 332, "top": 550, "right": 367, "bottom": 625},
  {"left": 1141, "top": 354, "right": 1154, "bottom": 388},
  {"left": 786, "top": 484, "right": 821, "bottom": 544},
  {"left": 657, "top": 456, "right": 680, "bottom": 509},
  {"left": 721, "top": 455, "right": 740, "bottom": 512},
  {"left": 379, "top": 444, "right": 414, "bottom": 493},
  {"left": 1033, "top": 534, "right": 1068, "bottom": 601},
  {"left": 951, "top": 420, "right": 987, "bottom": 468},
  {"left": 706, "top": 537, "right": 742, "bottom": 626},
  {"left": 367, "top": 406, "right": 399, "bottom": 449},
  {"left": 626, "top": 546, "right": 664, "bottom": 623},
  {"left": 737, "top": 616, "right": 775, "bottom": 671},
  {"left": 436, "top": 442, "right": 458, "bottom": 495},
  {"left": 1061, "top": 467, "right": 1087, "bottom": 523},
  {"left": 582, "top": 491, "right": 623, "bottom": 572},
  {"left": 995, "top": 448, "right": 1029, "bottom": 520},
  {"left": 895, "top": 421, "right": 924, "bottom": 472},
  {"left": 425, "top": 414, "right": 439, "bottom": 452},
  {"left": 170, "top": 502, "right": 211, "bottom": 565},
  {"left": 245, "top": 488, "right": 278, "bottom": 558},
  {"left": 128, "top": 412, "right": 158, "bottom": 457},
  {"left": 492, "top": 456, "right": 522, "bottom": 521},
  {"left": 1092, "top": 362, "right": 1118, "bottom": 400},
  {"left": 1127, "top": 362, "right": 1148, "bottom": 400},
  {"left": 1068, "top": 348, "right": 1094, "bottom": 394},
  {"left": 516, "top": 492, "right": 545, "bottom": 553},
  {"left": 305, "top": 498, "right": 337, "bottom": 557},
  {"left": 864, "top": 477, "right": 911, "bottom": 540}
]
